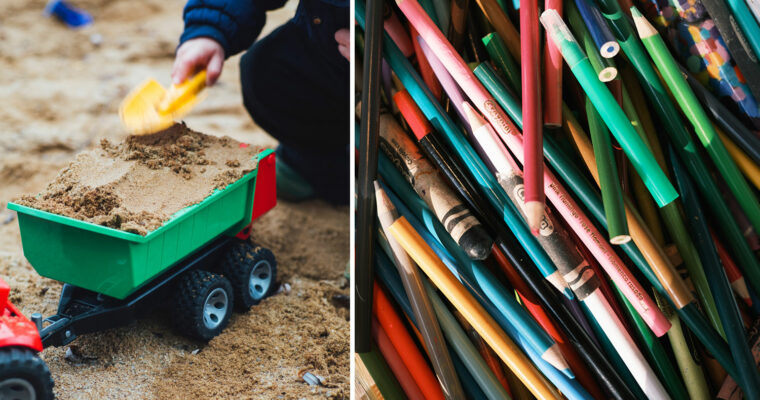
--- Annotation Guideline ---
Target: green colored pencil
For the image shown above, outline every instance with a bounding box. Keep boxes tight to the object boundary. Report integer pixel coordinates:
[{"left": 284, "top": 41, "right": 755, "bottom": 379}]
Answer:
[
  {"left": 540, "top": 9, "right": 678, "bottom": 208},
  {"left": 358, "top": 346, "right": 409, "bottom": 399},
  {"left": 566, "top": 0, "right": 617, "bottom": 82},
  {"left": 585, "top": 97, "right": 629, "bottom": 243},
  {"left": 481, "top": 32, "right": 520, "bottom": 92},
  {"left": 671, "top": 146, "right": 760, "bottom": 400},
  {"left": 632, "top": 6, "right": 760, "bottom": 234}
]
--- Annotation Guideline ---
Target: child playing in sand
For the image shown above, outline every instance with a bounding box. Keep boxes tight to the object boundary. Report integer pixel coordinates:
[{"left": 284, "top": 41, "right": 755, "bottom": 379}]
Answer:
[{"left": 172, "top": 0, "right": 349, "bottom": 206}]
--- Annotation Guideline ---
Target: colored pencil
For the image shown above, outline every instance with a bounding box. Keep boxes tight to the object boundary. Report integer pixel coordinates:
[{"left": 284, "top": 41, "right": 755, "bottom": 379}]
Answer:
[
  {"left": 382, "top": 201, "right": 562, "bottom": 399},
  {"left": 357, "top": 347, "right": 408, "bottom": 400},
  {"left": 372, "top": 318, "right": 427, "bottom": 400},
  {"left": 374, "top": 182, "right": 464, "bottom": 399},
  {"left": 474, "top": 64, "right": 671, "bottom": 336},
  {"left": 466, "top": 97, "right": 668, "bottom": 397},
  {"left": 393, "top": 0, "right": 571, "bottom": 298},
  {"left": 633, "top": 6, "right": 760, "bottom": 234},
  {"left": 411, "top": 26, "right": 443, "bottom": 101},
  {"left": 711, "top": 230, "right": 752, "bottom": 306},
  {"left": 543, "top": 0, "right": 563, "bottom": 127},
  {"left": 373, "top": 280, "right": 446, "bottom": 399},
  {"left": 446, "top": 0, "right": 469, "bottom": 51},
  {"left": 472, "top": 0, "right": 520, "bottom": 61},
  {"left": 573, "top": 0, "right": 619, "bottom": 58},
  {"left": 356, "top": 0, "right": 384, "bottom": 352},
  {"left": 717, "top": 126, "right": 760, "bottom": 191},
  {"left": 482, "top": 32, "right": 521, "bottom": 93},
  {"left": 566, "top": 0, "right": 618, "bottom": 82},
  {"left": 384, "top": 7, "right": 415, "bottom": 57},
  {"left": 491, "top": 246, "right": 607, "bottom": 400},
  {"left": 541, "top": 9, "right": 678, "bottom": 208},
  {"left": 671, "top": 147, "right": 760, "bottom": 400},
  {"left": 355, "top": 6, "right": 634, "bottom": 395},
  {"left": 724, "top": 0, "right": 760, "bottom": 58},
  {"left": 717, "top": 318, "right": 760, "bottom": 400},
  {"left": 379, "top": 176, "right": 593, "bottom": 399},
  {"left": 549, "top": 107, "right": 741, "bottom": 379},
  {"left": 598, "top": 0, "right": 760, "bottom": 296},
  {"left": 376, "top": 169, "right": 571, "bottom": 377},
  {"left": 520, "top": 0, "right": 544, "bottom": 234},
  {"left": 585, "top": 97, "right": 629, "bottom": 243},
  {"left": 374, "top": 242, "right": 509, "bottom": 399}
]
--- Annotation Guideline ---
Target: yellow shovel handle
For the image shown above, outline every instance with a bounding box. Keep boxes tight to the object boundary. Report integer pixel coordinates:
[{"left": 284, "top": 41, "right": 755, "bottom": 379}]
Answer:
[{"left": 159, "top": 70, "right": 207, "bottom": 113}]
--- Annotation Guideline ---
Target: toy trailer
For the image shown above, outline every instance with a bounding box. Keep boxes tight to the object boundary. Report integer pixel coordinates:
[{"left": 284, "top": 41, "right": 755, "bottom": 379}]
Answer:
[{"left": 6, "top": 149, "right": 278, "bottom": 351}]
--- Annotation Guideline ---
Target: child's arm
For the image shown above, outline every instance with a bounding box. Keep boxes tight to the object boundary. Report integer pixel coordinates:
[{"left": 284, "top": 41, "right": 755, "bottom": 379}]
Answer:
[{"left": 174, "top": 0, "right": 289, "bottom": 85}]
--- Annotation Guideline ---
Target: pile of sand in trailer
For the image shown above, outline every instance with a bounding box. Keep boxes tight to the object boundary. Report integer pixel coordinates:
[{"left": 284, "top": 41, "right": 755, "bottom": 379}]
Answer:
[{"left": 15, "top": 123, "right": 261, "bottom": 235}]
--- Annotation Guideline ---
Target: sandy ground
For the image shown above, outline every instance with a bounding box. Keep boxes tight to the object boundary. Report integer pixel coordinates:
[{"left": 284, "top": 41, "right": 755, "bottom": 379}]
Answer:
[{"left": 0, "top": 0, "right": 349, "bottom": 398}]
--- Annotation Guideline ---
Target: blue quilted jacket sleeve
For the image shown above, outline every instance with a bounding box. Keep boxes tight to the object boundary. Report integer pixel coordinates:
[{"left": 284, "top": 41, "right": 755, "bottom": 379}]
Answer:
[{"left": 179, "top": 0, "right": 288, "bottom": 57}]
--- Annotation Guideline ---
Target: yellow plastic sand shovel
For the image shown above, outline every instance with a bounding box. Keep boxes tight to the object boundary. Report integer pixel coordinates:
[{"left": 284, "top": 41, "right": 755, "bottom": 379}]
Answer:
[{"left": 119, "top": 70, "right": 207, "bottom": 135}]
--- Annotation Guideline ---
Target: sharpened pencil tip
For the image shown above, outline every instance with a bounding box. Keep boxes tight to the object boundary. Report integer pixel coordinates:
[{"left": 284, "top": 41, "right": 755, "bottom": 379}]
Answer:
[
  {"left": 630, "top": 6, "right": 657, "bottom": 38},
  {"left": 524, "top": 201, "right": 544, "bottom": 235},
  {"left": 542, "top": 344, "right": 573, "bottom": 377}
]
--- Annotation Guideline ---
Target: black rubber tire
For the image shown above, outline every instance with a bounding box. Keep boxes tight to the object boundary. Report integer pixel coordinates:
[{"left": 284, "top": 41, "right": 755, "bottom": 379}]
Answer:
[
  {"left": 0, "top": 347, "right": 54, "bottom": 400},
  {"left": 171, "top": 270, "right": 234, "bottom": 341},
  {"left": 222, "top": 242, "right": 278, "bottom": 310}
]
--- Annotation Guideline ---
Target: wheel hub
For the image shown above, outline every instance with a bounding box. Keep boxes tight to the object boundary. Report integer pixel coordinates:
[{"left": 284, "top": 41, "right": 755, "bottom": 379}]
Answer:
[
  {"left": 202, "top": 287, "right": 229, "bottom": 330},
  {"left": 0, "top": 377, "right": 35, "bottom": 400},
  {"left": 249, "top": 260, "right": 273, "bottom": 301}
]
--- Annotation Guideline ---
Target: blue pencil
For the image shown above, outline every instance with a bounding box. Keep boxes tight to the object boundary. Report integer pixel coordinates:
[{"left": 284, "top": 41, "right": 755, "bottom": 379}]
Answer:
[{"left": 573, "top": 0, "right": 619, "bottom": 58}]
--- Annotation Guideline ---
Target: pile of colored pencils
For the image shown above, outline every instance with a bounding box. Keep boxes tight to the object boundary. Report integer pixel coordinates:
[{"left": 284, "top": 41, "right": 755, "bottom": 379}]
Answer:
[{"left": 355, "top": 1, "right": 760, "bottom": 398}]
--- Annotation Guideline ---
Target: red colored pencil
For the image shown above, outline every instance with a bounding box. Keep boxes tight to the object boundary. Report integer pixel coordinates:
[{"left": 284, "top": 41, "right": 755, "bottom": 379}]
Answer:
[
  {"left": 372, "top": 317, "right": 427, "bottom": 400},
  {"left": 520, "top": 0, "right": 544, "bottom": 234},
  {"left": 490, "top": 246, "right": 606, "bottom": 399},
  {"left": 373, "top": 281, "right": 446, "bottom": 399},
  {"left": 411, "top": 28, "right": 443, "bottom": 101},
  {"left": 543, "top": 0, "right": 563, "bottom": 128},
  {"left": 711, "top": 230, "right": 752, "bottom": 306}
]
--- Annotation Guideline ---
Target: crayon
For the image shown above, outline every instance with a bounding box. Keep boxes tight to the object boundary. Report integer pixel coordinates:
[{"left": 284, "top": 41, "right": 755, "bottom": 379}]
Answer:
[{"left": 369, "top": 105, "right": 494, "bottom": 260}]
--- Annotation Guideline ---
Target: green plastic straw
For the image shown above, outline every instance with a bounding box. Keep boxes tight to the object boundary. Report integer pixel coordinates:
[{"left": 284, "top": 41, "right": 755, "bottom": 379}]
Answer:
[
  {"left": 481, "top": 32, "right": 520, "bottom": 92},
  {"left": 671, "top": 146, "right": 760, "bottom": 400},
  {"left": 633, "top": 6, "right": 760, "bottom": 233}
]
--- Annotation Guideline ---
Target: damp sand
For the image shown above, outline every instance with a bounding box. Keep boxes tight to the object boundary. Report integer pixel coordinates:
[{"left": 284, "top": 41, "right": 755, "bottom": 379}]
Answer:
[{"left": 15, "top": 124, "right": 261, "bottom": 235}]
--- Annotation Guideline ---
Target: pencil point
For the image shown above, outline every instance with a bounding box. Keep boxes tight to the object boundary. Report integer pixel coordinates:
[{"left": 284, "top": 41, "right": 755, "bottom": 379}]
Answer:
[
  {"left": 524, "top": 201, "right": 544, "bottom": 234},
  {"left": 462, "top": 101, "right": 484, "bottom": 130},
  {"left": 542, "top": 344, "right": 573, "bottom": 377},
  {"left": 545, "top": 270, "right": 573, "bottom": 299},
  {"left": 630, "top": 7, "right": 656, "bottom": 38},
  {"left": 731, "top": 278, "right": 751, "bottom": 305}
]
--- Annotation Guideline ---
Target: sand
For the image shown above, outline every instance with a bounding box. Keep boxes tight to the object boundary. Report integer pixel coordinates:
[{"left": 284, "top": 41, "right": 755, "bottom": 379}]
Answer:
[
  {"left": 16, "top": 124, "right": 261, "bottom": 235},
  {"left": 0, "top": 0, "right": 349, "bottom": 398}
]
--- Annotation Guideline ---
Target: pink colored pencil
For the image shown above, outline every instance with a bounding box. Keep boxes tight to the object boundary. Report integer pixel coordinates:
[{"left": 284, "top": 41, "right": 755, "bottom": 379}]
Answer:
[
  {"left": 521, "top": 0, "right": 545, "bottom": 234},
  {"left": 543, "top": 0, "right": 563, "bottom": 128},
  {"left": 394, "top": 0, "right": 670, "bottom": 336},
  {"left": 385, "top": 9, "right": 414, "bottom": 57}
]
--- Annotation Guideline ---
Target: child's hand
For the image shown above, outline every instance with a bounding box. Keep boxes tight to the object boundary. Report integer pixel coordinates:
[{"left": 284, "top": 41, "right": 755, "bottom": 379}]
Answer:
[
  {"left": 335, "top": 29, "right": 349, "bottom": 61},
  {"left": 172, "top": 38, "right": 225, "bottom": 86}
]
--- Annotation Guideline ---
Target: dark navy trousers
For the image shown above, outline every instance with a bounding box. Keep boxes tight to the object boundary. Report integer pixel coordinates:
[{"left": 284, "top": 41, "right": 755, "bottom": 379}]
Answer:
[{"left": 240, "top": 18, "right": 349, "bottom": 205}]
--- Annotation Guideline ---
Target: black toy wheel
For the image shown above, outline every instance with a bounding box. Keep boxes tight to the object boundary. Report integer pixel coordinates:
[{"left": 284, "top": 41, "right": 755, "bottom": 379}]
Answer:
[
  {"left": 172, "top": 270, "right": 234, "bottom": 341},
  {"left": 222, "top": 241, "right": 277, "bottom": 310},
  {"left": 0, "top": 347, "right": 54, "bottom": 400}
]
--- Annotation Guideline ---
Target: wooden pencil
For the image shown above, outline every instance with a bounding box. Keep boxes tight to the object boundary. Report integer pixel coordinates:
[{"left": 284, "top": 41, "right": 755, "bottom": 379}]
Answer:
[
  {"left": 372, "top": 318, "right": 427, "bottom": 400},
  {"left": 711, "top": 230, "right": 752, "bottom": 306},
  {"left": 573, "top": 0, "right": 619, "bottom": 58},
  {"left": 543, "top": 0, "right": 563, "bottom": 127}
]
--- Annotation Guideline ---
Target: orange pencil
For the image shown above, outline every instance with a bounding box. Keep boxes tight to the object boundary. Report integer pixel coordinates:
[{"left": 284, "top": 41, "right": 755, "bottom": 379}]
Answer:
[
  {"left": 521, "top": 0, "right": 544, "bottom": 233},
  {"left": 490, "top": 246, "right": 606, "bottom": 399},
  {"left": 372, "top": 317, "right": 427, "bottom": 400},
  {"left": 711, "top": 230, "right": 752, "bottom": 306},
  {"left": 373, "top": 281, "right": 446, "bottom": 399},
  {"left": 543, "top": 0, "right": 563, "bottom": 128}
]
